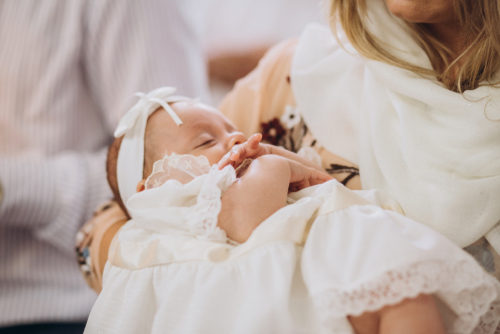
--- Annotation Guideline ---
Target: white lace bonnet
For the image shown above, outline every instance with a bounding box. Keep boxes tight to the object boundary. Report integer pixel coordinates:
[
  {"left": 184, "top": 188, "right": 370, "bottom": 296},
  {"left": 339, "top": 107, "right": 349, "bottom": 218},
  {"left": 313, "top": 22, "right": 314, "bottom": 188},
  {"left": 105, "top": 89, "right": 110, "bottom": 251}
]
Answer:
[{"left": 114, "top": 87, "right": 196, "bottom": 207}]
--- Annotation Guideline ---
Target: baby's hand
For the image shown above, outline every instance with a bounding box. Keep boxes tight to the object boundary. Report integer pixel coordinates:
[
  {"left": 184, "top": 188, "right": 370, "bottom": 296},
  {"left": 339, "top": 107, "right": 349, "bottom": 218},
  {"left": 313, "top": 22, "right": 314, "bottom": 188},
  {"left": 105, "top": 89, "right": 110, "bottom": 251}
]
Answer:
[{"left": 218, "top": 133, "right": 270, "bottom": 170}]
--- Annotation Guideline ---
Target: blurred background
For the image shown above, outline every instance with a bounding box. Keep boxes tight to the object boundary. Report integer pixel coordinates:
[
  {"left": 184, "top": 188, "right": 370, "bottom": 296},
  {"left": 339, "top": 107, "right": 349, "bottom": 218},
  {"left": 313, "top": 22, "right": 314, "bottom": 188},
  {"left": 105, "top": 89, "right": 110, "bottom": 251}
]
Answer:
[{"left": 190, "top": 0, "right": 325, "bottom": 104}]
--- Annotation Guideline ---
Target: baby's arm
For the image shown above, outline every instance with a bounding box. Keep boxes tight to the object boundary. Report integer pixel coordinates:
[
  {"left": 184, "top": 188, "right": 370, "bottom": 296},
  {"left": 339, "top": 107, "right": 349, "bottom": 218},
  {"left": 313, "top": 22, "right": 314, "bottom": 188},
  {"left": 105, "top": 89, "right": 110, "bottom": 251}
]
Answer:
[{"left": 218, "top": 155, "right": 331, "bottom": 243}]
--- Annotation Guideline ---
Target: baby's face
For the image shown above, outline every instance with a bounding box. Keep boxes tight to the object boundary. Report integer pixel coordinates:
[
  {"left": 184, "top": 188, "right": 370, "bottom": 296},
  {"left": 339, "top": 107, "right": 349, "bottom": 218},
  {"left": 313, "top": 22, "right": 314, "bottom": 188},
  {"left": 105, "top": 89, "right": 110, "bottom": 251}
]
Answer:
[{"left": 145, "top": 101, "right": 246, "bottom": 170}]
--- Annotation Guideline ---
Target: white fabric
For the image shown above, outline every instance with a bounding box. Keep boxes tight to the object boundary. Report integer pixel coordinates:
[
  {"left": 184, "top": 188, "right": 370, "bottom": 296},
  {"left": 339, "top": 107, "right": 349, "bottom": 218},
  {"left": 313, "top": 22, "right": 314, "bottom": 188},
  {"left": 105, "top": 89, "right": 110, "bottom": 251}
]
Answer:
[
  {"left": 116, "top": 87, "right": 196, "bottom": 207},
  {"left": 145, "top": 153, "right": 212, "bottom": 189},
  {"left": 128, "top": 164, "right": 236, "bottom": 246},
  {"left": 0, "top": 0, "right": 209, "bottom": 326},
  {"left": 85, "top": 168, "right": 500, "bottom": 334},
  {"left": 291, "top": 0, "right": 500, "bottom": 248}
]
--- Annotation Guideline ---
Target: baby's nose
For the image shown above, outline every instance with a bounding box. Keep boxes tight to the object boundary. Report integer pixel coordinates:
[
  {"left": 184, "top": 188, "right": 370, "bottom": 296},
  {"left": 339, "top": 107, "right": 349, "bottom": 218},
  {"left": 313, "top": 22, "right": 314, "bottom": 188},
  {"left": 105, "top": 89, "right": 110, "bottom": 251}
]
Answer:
[{"left": 228, "top": 132, "right": 247, "bottom": 149}]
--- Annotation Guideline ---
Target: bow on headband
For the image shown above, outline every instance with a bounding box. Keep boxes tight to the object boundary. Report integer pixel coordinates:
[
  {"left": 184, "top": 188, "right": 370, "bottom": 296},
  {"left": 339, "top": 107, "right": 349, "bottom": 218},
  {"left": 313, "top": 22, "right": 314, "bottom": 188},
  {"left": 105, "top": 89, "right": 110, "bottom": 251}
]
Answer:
[{"left": 115, "top": 87, "right": 195, "bottom": 209}]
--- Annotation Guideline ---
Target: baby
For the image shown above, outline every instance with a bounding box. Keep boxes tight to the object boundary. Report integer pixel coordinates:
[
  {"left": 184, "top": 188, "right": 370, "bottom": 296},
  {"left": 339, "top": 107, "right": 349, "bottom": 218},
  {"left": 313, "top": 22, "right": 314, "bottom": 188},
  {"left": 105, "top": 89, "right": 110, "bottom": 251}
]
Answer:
[
  {"left": 107, "top": 100, "right": 332, "bottom": 244},
  {"left": 85, "top": 87, "right": 500, "bottom": 334}
]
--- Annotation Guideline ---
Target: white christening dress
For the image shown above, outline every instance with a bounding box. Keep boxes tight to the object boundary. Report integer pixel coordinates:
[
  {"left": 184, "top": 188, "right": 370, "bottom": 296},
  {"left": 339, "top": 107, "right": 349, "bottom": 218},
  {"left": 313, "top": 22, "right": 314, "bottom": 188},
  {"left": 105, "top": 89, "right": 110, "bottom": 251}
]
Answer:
[{"left": 85, "top": 155, "right": 500, "bottom": 334}]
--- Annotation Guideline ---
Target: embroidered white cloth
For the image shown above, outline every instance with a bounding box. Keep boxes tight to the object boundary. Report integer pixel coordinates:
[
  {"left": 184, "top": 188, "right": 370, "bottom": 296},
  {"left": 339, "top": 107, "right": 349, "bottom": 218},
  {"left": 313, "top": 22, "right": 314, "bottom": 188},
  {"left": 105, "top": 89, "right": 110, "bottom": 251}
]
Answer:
[
  {"left": 85, "top": 164, "right": 500, "bottom": 334},
  {"left": 291, "top": 0, "right": 500, "bottom": 249},
  {"left": 145, "top": 153, "right": 212, "bottom": 189}
]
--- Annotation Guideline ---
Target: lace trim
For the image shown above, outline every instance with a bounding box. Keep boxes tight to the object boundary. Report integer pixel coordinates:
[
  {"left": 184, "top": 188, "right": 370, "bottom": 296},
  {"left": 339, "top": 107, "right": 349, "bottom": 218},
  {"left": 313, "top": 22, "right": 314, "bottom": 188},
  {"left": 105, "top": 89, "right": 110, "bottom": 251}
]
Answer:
[
  {"left": 145, "top": 153, "right": 211, "bottom": 190},
  {"left": 312, "top": 260, "right": 500, "bottom": 334},
  {"left": 187, "top": 166, "right": 237, "bottom": 243}
]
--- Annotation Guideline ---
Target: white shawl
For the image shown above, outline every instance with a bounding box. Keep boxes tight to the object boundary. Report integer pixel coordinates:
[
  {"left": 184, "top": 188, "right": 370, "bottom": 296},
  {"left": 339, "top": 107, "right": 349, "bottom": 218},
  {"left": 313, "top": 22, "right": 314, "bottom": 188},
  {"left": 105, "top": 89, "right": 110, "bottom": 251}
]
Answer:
[{"left": 291, "top": 0, "right": 500, "bottom": 249}]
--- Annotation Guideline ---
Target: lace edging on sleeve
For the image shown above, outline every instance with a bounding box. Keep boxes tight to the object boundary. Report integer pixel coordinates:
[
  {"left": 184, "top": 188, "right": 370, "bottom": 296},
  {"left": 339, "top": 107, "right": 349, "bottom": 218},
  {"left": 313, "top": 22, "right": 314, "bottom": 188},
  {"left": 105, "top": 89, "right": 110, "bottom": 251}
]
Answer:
[
  {"left": 187, "top": 165, "right": 237, "bottom": 243},
  {"left": 312, "top": 259, "right": 500, "bottom": 334}
]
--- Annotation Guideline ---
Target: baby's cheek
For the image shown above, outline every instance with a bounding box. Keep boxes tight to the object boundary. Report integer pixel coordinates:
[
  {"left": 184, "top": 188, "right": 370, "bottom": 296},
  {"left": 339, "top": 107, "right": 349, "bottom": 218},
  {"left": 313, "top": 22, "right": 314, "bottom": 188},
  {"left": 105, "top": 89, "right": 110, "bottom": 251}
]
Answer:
[{"left": 203, "top": 147, "right": 228, "bottom": 166}]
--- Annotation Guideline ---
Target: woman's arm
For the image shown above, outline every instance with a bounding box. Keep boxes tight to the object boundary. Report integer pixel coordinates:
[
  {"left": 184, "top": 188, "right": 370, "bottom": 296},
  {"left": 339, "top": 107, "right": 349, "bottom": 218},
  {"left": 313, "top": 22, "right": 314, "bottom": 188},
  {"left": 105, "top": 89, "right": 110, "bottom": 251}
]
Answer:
[{"left": 76, "top": 201, "right": 128, "bottom": 293}]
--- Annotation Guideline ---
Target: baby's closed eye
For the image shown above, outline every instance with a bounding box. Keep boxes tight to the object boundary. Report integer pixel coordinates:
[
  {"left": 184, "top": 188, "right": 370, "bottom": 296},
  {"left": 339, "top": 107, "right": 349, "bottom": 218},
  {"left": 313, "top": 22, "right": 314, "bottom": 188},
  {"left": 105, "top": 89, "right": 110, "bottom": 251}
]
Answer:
[
  {"left": 197, "top": 139, "right": 214, "bottom": 148},
  {"left": 194, "top": 136, "right": 216, "bottom": 149}
]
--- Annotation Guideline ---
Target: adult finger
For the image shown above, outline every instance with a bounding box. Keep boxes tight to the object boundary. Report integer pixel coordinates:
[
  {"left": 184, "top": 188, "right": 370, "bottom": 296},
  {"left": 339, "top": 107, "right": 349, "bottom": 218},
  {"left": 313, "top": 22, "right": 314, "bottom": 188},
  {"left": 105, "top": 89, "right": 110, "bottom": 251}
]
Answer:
[{"left": 309, "top": 169, "right": 333, "bottom": 185}]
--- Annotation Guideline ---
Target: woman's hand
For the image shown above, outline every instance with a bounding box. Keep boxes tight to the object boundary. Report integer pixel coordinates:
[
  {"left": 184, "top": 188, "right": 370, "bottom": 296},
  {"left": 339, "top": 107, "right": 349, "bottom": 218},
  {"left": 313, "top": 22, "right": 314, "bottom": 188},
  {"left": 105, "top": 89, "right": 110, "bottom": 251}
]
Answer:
[
  {"left": 286, "top": 158, "right": 332, "bottom": 193},
  {"left": 218, "top": 133, "right": 270, "bottom": 169},
  {"left": 218, "top": 135, "right": 332, "bottom": 192}
]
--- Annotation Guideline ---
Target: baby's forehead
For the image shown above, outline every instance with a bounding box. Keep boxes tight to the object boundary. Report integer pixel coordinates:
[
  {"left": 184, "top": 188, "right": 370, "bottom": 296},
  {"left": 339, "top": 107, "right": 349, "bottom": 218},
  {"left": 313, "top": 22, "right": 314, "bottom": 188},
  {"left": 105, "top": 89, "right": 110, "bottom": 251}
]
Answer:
[
  {"left": 155, "top": 102, "right": 232, "bottom": 129},
  {"left": 171, "top": 101, "right": 227, "bottom": 121},
  {"left": 145, "top": 102, "right": 234, "bottom": 146}
]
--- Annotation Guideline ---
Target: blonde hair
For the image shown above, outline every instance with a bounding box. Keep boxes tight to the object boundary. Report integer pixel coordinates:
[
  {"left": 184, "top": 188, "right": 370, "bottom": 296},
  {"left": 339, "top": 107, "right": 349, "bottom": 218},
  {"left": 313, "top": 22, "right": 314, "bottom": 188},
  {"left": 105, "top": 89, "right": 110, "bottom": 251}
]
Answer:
[{"left": 328, "top": 0, "right": 500, "bottom": 93}]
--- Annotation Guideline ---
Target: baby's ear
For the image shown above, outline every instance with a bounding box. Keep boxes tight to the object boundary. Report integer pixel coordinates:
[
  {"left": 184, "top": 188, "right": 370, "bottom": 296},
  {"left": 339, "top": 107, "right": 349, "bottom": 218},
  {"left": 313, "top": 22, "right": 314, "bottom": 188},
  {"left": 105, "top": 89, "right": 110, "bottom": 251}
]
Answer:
[{"left": 136, "top": 179, "right": 146, "bottom": 193}]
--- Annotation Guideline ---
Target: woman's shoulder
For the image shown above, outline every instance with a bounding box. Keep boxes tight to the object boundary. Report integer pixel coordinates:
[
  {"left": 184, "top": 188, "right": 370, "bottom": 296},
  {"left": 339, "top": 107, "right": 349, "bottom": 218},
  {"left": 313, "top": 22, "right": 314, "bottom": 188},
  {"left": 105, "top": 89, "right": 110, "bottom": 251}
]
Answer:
[
  {"left": 257, "top": 38, "right": 298, "bottom": 80},
  {"left": 237, "top": 37, "right": 298, "bottom": 84}
]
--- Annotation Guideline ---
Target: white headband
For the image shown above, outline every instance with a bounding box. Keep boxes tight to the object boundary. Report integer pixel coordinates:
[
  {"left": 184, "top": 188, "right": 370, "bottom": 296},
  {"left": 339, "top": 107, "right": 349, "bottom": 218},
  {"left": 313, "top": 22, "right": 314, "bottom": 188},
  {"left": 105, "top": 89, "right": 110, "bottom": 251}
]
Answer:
[{"left": 115, "top": 87, "right": 195, "bottom": 208}]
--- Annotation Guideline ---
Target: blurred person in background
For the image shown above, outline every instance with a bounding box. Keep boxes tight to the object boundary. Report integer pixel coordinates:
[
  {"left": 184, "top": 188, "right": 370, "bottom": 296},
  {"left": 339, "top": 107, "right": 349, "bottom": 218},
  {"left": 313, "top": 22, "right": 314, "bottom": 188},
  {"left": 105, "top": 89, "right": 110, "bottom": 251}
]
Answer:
[
  {"left": 0, "top": 0, "right": 209, "bottom": 333},
  {"left": 186, "top": 0, "right": 324, "bottom": 103}
]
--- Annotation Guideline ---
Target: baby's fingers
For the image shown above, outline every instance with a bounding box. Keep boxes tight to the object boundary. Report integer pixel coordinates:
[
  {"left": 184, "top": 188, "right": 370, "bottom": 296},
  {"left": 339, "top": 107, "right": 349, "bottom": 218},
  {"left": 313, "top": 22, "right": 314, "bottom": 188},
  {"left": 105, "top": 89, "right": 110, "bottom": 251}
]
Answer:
[
  {"left": 248, "top": 133, "right": 262, "bottom": 149},
  {"left": 218, "top": 134, "right": 264, "bottom": 170},
  {"left": 218, "top": 151, "right": 235, "bottom": 169},
  {"left": 229, "top": 145, "right": 246, "bottom": 162},
  {"left": 233, "top": 134, "right": 261, "bottom": 161},
  {"left": 218, "top": 145, "right": 247, "bottom": 170}
]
